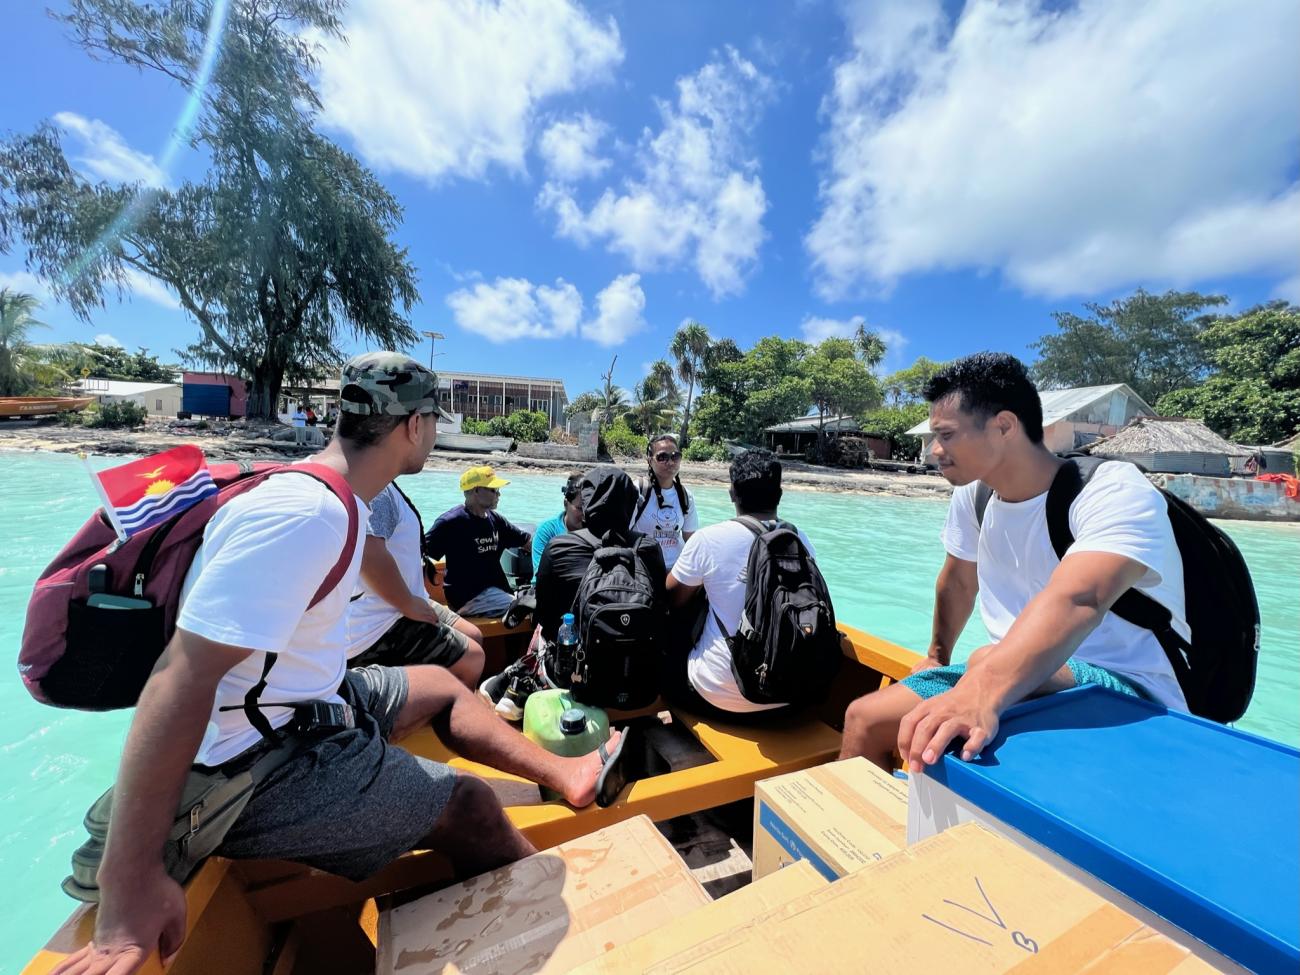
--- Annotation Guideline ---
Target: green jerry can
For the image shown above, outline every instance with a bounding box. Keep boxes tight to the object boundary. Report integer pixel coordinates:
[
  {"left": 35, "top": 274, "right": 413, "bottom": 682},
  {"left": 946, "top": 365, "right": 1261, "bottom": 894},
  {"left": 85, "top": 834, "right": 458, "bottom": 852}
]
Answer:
[{"left": 523, "top": 689, "right": 610, "bottom": 800}]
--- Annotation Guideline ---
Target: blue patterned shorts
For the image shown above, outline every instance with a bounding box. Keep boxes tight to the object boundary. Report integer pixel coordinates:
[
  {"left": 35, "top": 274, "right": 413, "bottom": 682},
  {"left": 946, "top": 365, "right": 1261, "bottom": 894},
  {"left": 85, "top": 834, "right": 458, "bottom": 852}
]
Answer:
[{"left": 900, "top": 658, "right": 1147, "bottom": 701}]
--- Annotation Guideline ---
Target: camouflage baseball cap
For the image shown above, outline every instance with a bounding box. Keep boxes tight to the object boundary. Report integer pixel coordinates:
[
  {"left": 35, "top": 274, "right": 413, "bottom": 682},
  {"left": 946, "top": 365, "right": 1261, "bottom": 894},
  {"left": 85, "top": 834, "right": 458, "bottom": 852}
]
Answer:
[{"left": 338, "top": 351, "right": 452, "bottom": 421}]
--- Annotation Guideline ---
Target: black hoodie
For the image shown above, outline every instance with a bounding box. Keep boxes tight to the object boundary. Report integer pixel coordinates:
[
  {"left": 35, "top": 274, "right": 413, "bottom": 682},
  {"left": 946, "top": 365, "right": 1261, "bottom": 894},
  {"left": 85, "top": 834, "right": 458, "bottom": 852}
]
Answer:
[{"left": 534, "top": 466, "right": 667, "bottom": 641}]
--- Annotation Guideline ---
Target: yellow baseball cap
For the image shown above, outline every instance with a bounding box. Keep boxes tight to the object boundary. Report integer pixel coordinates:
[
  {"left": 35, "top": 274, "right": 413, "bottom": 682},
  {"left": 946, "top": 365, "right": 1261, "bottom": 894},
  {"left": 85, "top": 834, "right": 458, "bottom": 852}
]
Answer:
[{"left": 460, "top": 465, "right": 510, "bottom": 491}]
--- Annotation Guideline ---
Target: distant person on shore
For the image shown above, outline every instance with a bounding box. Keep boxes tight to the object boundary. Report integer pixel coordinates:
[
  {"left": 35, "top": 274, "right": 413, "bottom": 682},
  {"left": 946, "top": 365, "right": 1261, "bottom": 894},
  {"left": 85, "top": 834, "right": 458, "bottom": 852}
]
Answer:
[
  {"left": 531, "top": 471, "right": 586, "bottom": 573},
  {"left": 348, "top": 480, "right": 486, "bottom": 689},
  {"left": 305, "top": 405, "right": 318, "bottom": 427},
  {"left": 633, "top": 433, "right": 698, "bottom": 570},
  {"left": 839, "top": 352, "right": 1187, "bottom": 771},
  {"left": 56, "top": 353, "right": 618, "bottom": 975},
  {"left": 291, "top": 403, "right": 308, "bottom": 444},
  {"left": 425, "top": 466, "right": 532, "bottom": 617}
]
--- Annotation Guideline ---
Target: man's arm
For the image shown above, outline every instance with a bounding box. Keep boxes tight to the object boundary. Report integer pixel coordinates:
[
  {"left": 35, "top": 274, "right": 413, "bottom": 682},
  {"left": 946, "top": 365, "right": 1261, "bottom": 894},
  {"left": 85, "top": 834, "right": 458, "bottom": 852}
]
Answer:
[
  {"left": 53, "top": 631, "right": 252, "bottom": 975},
  {"left": 899, "top": 551, "right": 1148, "bottom": 771},
  {"left": 664, "top": 572, "right": 702, "bottom": 608},
  {"left": 917, "top": 555, "right": 978, "bottom": 672},
  {"left": 360, "top": 536, "right": 440, "bottom": 624},
  {"left": 499, "top": 515, "right": 531, "bottom": 552}
]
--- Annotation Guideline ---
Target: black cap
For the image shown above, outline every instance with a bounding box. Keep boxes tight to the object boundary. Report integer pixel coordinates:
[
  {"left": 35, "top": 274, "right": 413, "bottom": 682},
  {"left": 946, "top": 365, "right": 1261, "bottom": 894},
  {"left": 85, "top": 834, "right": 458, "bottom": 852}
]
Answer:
[{"left": 560, "top": 708, "right": 588, "bottom": 735}]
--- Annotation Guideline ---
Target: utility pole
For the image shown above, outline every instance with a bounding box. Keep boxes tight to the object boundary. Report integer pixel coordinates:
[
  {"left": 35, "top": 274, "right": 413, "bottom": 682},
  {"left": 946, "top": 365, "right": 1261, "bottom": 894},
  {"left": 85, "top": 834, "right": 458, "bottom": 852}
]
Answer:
[{"left": 421, "top": 330, "right": 445, "bottom": 369}]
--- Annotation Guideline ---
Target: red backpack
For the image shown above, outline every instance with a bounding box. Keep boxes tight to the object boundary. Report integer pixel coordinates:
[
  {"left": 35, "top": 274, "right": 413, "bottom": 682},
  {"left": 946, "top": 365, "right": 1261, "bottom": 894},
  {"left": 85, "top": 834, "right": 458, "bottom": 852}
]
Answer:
[{"left": 19, "top": 461, "right": 359, "bottom": 710}]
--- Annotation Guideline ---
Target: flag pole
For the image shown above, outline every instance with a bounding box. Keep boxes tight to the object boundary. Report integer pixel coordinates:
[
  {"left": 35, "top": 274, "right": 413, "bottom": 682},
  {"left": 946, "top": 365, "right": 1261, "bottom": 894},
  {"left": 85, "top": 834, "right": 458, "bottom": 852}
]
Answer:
[{"left": 80, "top": 452, "right": 129, "bottom": 545}]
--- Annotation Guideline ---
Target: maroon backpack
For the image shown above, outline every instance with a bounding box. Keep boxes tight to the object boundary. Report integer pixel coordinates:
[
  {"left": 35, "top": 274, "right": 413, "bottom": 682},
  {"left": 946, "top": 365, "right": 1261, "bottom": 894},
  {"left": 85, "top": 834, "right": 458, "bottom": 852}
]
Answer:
[{"left": 18, "top": 461, "right": 359, "bottom": 710}]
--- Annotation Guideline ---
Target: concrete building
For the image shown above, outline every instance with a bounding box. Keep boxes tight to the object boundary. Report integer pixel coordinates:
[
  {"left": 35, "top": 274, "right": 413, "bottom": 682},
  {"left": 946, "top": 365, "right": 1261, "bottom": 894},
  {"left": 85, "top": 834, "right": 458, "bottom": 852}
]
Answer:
[
  {"left": 75, "top": 378, "right": 183, "bottom": 417},
  {"left": 439, "top": 371, "right": 568, "bottom": 426},
  {"left": 906, "top": 383, "right": 1154, "bottom": 455}
]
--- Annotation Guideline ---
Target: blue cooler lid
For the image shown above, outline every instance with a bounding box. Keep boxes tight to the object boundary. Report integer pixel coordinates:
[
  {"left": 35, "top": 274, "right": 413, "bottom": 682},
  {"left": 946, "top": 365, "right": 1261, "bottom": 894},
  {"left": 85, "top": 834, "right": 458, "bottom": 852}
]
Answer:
[{"left": 929, "top": 686, "right": 1299, "bottom": 974}]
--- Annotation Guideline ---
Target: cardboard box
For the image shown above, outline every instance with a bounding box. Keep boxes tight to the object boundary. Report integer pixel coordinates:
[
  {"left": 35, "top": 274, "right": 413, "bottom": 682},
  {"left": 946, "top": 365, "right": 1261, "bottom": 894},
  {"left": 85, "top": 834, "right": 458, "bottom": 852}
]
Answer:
[
  {"left": 376, "top": 815, "right": 710, "bottom": 975},
  {"left": 654, "top": 823, "right": 1224, "bottom": 974},
  {"left": 571, "top": 859, "right": 825, "bottom": 974},
  {"left": 752, "top": 757, "right": 909, "bottom": 881}
]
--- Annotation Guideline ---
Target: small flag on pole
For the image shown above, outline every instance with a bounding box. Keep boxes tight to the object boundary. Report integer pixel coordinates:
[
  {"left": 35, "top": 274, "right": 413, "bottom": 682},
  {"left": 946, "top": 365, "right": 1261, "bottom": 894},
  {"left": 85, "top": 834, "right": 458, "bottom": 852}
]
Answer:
[{"left": 88, "top": 445, "right": 218, "bottom": 540}]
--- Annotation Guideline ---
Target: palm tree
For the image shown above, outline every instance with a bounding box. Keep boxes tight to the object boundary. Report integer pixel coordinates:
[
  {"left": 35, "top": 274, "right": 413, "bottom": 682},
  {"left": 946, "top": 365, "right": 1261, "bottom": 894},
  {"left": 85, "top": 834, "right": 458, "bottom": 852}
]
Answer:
[
  {"left": 626, "top": 374, "right": 676, "bottom": 436},
  {"left": 670, "top": 321, "right": 711, "bottom": 446},
  {"left": 853, "top": 322, "right": 887, "bottom": 369},
  {"left": 0, "top": 288, "right": 51, "bottom": 396},
  {"left": 648, "top": 358, "right": 681, "bottom": 413}
]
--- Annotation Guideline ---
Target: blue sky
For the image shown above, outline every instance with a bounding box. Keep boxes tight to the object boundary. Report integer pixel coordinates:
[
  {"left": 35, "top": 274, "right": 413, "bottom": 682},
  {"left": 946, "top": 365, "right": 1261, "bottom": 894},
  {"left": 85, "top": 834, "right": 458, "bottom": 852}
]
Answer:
[{"left": 3, "top": 0, "right": 1297, "bottom": 401}]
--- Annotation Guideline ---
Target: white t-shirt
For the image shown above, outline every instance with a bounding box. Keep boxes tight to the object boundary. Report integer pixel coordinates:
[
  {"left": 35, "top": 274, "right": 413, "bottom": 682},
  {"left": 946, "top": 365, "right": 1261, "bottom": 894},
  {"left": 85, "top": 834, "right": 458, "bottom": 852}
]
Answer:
[
  {"left": 671, "top": 519, "right": 816, "bottom": 713},
  {"left": 943, "top": 461, "right": 1187, "bottom": 709},
  {"left": 178, "top": 473, "right": 367, "bottom": 766},
  {"left": 632, "top": 480, "right": 699, "bottom": 569},
  {"left": 347, "top": 484, "right": 422, "bottom": 656}
]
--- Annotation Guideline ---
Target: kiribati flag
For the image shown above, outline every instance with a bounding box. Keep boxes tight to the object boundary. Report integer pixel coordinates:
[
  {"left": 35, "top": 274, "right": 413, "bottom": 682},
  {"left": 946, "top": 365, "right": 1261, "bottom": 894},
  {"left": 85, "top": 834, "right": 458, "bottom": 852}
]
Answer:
[{"left": 96, "top": 445, "right": 218, "bottom": 537}]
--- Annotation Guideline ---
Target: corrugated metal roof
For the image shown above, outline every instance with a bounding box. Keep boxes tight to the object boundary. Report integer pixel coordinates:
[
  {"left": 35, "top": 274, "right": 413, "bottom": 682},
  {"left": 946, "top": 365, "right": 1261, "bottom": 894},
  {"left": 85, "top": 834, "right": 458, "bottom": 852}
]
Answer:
[
  {"left": 765, "top": 414, "right": 860, "bottom": 434},
  {"left": 75, "top": 378, "right": 181, "bottom": 396},
  {"left": 905, "top": 383, "right": 1152, "bottom": 435}
]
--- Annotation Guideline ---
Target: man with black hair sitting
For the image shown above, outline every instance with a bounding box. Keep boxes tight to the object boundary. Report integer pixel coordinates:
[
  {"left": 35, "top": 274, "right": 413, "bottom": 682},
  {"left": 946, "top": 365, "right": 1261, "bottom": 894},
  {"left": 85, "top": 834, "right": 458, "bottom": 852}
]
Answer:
[
  {"left": 665, "top": 449, "right": 817, "bottom": 717},
  {"left": 839, "top": 352, "right": 1187, "bottom": 772}
]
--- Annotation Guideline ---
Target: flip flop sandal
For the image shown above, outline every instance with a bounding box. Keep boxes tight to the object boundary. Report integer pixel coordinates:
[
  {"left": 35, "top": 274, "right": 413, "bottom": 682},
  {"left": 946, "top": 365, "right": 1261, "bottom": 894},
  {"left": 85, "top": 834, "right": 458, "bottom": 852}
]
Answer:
[{"left": 595, "top": 728, "right": 633, "bottom": 808}]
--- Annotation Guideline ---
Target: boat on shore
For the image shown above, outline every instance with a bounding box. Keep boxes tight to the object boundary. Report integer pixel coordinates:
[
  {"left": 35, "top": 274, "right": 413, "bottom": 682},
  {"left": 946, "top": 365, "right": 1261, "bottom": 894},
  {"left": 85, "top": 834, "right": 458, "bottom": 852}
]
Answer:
[
  {"left": 0, "top": 396, "right": 94, "bottom": 419},
  {"left": 432, "top": 431, "right": 513, "bottom": 453}
]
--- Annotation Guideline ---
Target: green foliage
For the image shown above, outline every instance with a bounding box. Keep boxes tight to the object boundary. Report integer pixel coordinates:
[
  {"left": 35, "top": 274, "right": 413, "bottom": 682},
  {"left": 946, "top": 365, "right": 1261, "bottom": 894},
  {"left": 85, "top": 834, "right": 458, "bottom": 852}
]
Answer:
[
  {"left": 0, "top": 287, "right": 53, "bottom": 395},
  {"left": 564, "top": 391, "right": 601, "bottom": 420},
  {"left": 36, "top": 341, "right": 177, "bottom": 383},
  {"left": 682, "top": 438, "right": 728, "bottom": 462},
  {"left": 86, "top": 400, "right": 148, "bottom": 429},
  {"left": 1030, "top": 289, "right": 1226, "bottom": 403},
  {"left": 503, "top": 409, "right": 550, "bottom": 443},
  {"left": 859, "top": 402, "right": 930, "bottom": 457},
  {"left": 803, "top": 338, "right": 883, "bottom": 460},
  {"left": 694, "top": 336, "right": 811, "bottom": 444},
  {"left": 1156, "top": 301, "right": 1300, "bottom": 444},
  {"left": 670, "top": 321, "right": 712, "bottom": 445},
  {"left": 624, "top": 371, "right": 678, "bottom": 436},
  {"left": 0, "top": 0, "right": 417, "bottom": 418},
  {"left": 600, "top": 417, "right": 644, "bottom": 458},
  {"left": 882, "top": 356, "right": 947, "bottom": 405},
  {"left": 460, "top": 417, "right": 490, "bottom": 435}
]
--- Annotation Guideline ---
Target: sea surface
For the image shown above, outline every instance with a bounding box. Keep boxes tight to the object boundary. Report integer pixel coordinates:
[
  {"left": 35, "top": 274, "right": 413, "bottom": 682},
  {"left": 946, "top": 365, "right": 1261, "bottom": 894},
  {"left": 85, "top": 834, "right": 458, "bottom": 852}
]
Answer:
[{"left": 1, "top": 451, "right": 1297, "bottom": 972}]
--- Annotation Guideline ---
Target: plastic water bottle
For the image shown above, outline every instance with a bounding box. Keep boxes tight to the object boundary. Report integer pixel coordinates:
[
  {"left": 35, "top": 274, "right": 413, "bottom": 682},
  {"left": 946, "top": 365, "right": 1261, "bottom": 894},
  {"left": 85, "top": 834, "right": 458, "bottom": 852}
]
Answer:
[{"left": 558, "top": 612, "right": 582, "bottom": 685}]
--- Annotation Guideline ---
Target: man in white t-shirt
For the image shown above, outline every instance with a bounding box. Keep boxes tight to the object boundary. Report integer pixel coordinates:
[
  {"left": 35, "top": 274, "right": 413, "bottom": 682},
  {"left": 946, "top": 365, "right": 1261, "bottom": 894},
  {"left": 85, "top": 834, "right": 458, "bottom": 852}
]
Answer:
[
  {"left": 290, "top": 403, "right": 308, "bottom": 444},
  {"left": 346, "top": 482, "right": 485, "bottom": 688},
  {"left": 71, "top": 354, "right": 619, "bottom": 975},
  {"left": 840, "top": 353, "right": 1187, "bottom": 772},
  {"left": 666, "top": 449, "right": 812, "bottom": 716}
]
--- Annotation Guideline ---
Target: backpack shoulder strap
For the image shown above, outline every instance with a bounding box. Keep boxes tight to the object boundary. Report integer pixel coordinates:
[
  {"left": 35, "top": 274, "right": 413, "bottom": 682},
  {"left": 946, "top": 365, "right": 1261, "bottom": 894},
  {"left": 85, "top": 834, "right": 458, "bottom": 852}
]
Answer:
[
  {"left": 732, "top": 515, "right": 768, "bottom": 538},
  {"left": 973, "top": 482, "right": 994, "bottom": 529},
  {"left": 274, "top": 463, "right": 360, "bottom": 608},
  {"left": 634, "top": 477, "right": 654, "bottom": 520}
]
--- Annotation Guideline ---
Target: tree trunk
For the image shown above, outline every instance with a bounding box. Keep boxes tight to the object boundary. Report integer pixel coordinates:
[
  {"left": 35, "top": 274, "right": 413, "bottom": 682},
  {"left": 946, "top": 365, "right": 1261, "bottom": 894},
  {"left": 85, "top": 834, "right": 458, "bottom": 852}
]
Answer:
[
  {"left": 679, "top": 375, "right": 695, "bottom": 447},
  {"left": 246, "top": 359, "right": 286, "bottom": 420},
  {"left": 816, "top": 407, "right": 827, "bottom": 464}
]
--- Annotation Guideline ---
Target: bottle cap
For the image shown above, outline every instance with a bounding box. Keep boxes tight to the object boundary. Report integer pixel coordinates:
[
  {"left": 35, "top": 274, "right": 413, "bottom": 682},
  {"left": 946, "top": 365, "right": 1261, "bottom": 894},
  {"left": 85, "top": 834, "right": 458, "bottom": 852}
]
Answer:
[
  {"left": 560, "top": 708, "right": 587, "bottom": 735},
  {"left": 562, "top": 612, "right": 575, "bottom": 625}
]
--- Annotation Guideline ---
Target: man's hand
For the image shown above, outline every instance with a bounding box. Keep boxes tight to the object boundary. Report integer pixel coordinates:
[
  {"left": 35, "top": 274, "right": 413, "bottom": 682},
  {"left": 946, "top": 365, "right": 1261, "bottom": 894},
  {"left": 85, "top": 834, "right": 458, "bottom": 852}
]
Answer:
[
  {"left": 402, "top": 596, "right": 441, "bottom": 626},
  {"left": 909, "top": 655, "right": 944, "bottom": 676},
  {"left": 897, "top": 668, "right": 1001, "bottom": 772},
  {"left": 52, "top": 867, "right": 187, "bottom": 975}
]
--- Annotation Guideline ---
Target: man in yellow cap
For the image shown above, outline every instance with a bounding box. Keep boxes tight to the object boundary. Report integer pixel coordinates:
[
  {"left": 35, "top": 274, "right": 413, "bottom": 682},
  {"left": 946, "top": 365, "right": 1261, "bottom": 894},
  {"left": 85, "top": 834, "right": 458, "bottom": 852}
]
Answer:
[{"left": 425, "top": 465, "right": 532, "bottom": 617}]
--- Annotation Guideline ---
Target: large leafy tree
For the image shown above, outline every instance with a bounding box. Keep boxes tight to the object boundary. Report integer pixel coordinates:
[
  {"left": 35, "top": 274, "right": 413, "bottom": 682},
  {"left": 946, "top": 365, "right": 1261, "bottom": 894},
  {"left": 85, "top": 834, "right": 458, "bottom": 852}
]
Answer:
[
  {"left": 0, "top": 288, "right": 53, "bottom": 395},
  {"left": 801, "top": 337, "right": 883, "bottom": 461},
  {"left": 692, "top": 336, "right": 810, "bottom": 445},
  {"left": 1156, "top": 301, "right": 1300, "bottom": 444},
  {"left": 0, "top": 0, "right": 418, "bottom": 418},
  {"left": 37, "top": 341, "right": 177, "bottom": 383},
  {"left": 1030, "top": 289, "right": 1226, "bottom": 404},
  {"left": 670, "top": 321, "right": 711, "bottom": 446},
  {"left": 882, "top": 355, "right": 946, "bottom": 405}
]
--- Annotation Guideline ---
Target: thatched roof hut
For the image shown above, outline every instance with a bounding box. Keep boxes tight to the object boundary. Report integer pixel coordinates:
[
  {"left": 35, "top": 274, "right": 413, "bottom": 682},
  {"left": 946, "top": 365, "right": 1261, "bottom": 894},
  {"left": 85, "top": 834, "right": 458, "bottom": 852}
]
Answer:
[{"left": 1085, "top": 417, "right": 1243, "bottom": 475}]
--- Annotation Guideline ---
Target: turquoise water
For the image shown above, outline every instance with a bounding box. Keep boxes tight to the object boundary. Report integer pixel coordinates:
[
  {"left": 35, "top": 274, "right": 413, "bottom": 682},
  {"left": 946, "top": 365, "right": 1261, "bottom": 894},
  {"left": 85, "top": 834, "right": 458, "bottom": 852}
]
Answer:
[{"left": 1, "top": 451, "right": 1297, "bottom": 972}]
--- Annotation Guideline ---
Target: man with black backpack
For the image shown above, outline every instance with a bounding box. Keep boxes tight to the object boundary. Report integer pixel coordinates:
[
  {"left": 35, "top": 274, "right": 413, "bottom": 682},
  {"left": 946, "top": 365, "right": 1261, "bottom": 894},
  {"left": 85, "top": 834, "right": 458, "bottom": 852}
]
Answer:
[
  {"left": 665, "top": 449, "right": 841, "bottom": 717},
  {"left": 839, "top": 352, "right": 1255, "bottom": 773}
]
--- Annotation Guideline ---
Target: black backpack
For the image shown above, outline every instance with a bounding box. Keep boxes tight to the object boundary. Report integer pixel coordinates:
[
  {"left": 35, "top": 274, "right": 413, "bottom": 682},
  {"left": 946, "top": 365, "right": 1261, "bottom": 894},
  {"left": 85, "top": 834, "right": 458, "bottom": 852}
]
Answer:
[
  {"left": 973, "top": 456, "right": 1259, "bottom": 722},
  {"left": 557, "top": 530, "right": 666, "bottom": 710},
  {"left": 717, "top": 517, "right": 843, "bottom": 706}
]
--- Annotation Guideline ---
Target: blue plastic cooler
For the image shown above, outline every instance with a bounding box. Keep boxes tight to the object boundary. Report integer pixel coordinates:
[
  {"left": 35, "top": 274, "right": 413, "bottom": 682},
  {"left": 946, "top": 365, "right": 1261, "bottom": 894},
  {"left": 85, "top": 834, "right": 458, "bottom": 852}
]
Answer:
[{"left": 928, "top": 686, "right": 1299, "bottom": 974}]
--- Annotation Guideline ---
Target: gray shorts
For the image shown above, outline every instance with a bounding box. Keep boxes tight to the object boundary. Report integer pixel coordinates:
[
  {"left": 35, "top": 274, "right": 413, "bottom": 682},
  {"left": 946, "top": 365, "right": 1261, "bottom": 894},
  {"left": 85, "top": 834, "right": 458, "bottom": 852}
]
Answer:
[
  {"left": 350, "top": 603, "right": 470, "bottom": 669},
  {"left": 215, "top": 665, "right": 457, "bottom": 880}
]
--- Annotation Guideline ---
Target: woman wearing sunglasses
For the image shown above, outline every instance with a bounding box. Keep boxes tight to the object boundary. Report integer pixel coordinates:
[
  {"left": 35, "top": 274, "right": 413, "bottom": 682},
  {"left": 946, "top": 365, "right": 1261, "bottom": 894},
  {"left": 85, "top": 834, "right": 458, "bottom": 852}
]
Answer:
[{"left": 632, "top": 433, "right": 698, "bottom": 569}]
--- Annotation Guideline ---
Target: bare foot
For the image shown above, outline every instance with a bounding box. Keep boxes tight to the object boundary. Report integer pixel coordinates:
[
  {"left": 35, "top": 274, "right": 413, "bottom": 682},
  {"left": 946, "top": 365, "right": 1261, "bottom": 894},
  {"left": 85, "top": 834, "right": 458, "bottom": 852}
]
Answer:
[{"left": 561, "top": 728, "right": 623, "bottom": 807}]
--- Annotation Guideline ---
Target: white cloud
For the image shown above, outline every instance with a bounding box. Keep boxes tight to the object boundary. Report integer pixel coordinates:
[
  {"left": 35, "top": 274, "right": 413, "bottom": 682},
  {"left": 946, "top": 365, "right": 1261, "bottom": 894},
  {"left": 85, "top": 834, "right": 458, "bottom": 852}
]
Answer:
[
  {"left": 313, "top": 0, "right": 622, "bottom": 183},
  {"left": 446, "top": 276, "right": 582, "bottom": 342},
  {"left": 582, "top": 273, "right": 646, "bottom": 346},
  {"left": 0, "top": 270, "right": 51, "bottom": 301},
  {"left": 539, "top": 113, "right": 610, "bottom": 181},
  {"left": 808, "top": 0, "right": 1300, "bottom": 300},
  {"left": 446, "top": 272, "right": 645, "bottom": 346},
  {"left": 52, "top": 112, "right": 164, "bottom": 187},
  {"left": 120, "top": 269, "right": 181, "bottom": 310},
  {"left": 94, "top": 333, "right": 124, "bottom": 348},
  {"left": 538, "top": 47, "right": 775, "bottom": 297}
]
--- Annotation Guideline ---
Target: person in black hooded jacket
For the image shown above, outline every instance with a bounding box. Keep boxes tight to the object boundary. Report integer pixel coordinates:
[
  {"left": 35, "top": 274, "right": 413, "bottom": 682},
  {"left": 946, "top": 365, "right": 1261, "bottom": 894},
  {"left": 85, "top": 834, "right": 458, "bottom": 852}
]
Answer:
[{"left": 535, "top": 466, "right": 667, "bottom": 642}]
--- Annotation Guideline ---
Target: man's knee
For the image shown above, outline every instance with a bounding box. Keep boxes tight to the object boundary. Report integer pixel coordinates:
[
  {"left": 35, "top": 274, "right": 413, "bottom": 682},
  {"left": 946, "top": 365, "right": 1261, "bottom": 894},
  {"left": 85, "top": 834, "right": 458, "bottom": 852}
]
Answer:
[
  {"left": 451, "top": 643, "right": 485, "bottom": 687},
  {"left": 458, "top": 619, "right": 484, "bottom": 645}
]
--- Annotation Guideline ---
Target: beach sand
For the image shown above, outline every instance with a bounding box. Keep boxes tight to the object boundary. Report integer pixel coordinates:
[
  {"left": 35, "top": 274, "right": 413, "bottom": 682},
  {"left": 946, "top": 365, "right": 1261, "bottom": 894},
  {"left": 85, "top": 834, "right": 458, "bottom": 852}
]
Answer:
[{"left": 0, "top": 417, "right": 953, "bottom": 501}]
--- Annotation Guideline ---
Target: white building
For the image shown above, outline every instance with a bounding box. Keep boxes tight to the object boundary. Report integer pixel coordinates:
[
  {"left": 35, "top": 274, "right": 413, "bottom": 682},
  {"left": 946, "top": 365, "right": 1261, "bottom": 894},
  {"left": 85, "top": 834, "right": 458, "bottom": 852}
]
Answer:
[
  {"left": 75, "top": 378, "right": 183, "bottom": 417},
  {"left": 906, "top": 383, "right": 1155, "bottom": 455}
]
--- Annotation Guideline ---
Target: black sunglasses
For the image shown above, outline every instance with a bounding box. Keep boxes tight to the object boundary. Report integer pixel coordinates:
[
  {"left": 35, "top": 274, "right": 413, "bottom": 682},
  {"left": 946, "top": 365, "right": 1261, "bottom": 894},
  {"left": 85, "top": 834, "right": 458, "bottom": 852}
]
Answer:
[{"left": 654, "top": 450, "right": 682, "bottom": 462}]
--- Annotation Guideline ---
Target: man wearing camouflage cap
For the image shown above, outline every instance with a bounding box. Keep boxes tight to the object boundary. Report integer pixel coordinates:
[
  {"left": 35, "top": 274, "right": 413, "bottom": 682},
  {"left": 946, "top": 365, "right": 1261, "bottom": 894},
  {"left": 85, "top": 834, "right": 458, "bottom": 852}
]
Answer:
[{"left": 67, "top": 351, "right": 618, "bottom": 975}]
